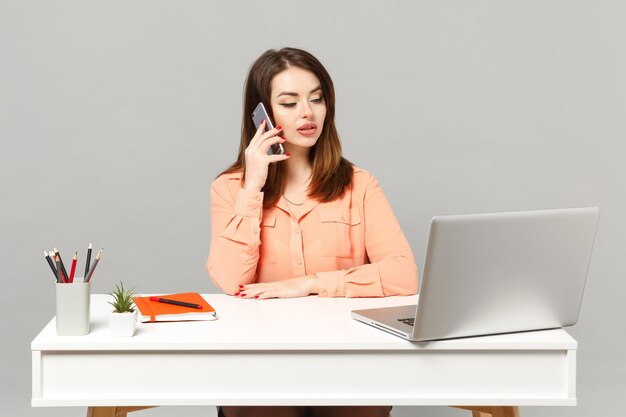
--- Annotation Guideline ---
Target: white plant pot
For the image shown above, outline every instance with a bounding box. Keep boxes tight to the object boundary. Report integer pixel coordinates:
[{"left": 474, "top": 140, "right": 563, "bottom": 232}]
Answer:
[{"left": 109, "top": 311, "right": 137, "bottom": 337}]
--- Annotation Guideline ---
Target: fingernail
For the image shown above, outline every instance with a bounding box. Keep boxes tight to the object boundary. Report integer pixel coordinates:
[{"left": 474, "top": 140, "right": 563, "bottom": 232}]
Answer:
[
  {"left": 239, "top": 285, "right": 244, "bottom": 288},
  {"left": 234, "top": 292, "right": 240, "bottom": 296},
  {"left": 254, "top": 296, "right": 259, "bottom": 299},
  {"left": 285, "top": 153, "right": 291, "bottom": 156},
  {"left": 276, "top": 125, "right": 282, "bottom": 130},
  {"left": 241, "top": 293, "right": 246, "bottom": 297}
]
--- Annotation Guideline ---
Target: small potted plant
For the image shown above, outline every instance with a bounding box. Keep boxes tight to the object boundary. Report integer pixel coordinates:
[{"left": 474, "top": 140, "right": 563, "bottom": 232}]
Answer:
[{"left": 108, "top": 281, "right": 137, "bottom": 337}]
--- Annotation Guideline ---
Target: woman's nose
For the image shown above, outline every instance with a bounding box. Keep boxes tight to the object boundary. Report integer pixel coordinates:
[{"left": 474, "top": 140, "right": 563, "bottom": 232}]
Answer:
[{"left": 299, "top": 102, "right": 313, "bottom": 119}]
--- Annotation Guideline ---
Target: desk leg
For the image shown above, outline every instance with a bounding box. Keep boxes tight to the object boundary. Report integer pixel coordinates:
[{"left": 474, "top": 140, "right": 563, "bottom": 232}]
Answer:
[
  {"left": 86, "top": 406, "right": 156, "bottom": 417},
  {"left": 452, "top": 406, "right": 520, "bottom": 417}
]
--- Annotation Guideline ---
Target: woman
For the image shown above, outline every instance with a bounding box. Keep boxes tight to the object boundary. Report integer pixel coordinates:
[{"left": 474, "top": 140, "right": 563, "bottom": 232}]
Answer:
[{"left": 207, "top": 47, "right": 418, "bottom": 417}]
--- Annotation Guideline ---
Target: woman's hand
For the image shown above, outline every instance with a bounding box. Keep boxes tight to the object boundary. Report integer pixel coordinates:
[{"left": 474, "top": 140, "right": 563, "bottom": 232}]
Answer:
[
  {"left": 235, "top": 275, "right": 318, "bottom": 299},
  {"left": 243, "top": 120, "right": 290, "bottom": 191}
]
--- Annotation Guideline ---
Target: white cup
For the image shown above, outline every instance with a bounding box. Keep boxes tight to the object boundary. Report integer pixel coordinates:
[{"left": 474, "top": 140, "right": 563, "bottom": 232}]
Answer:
[{"left": 55, "top": 281, "right": 91, "bottom": 336}]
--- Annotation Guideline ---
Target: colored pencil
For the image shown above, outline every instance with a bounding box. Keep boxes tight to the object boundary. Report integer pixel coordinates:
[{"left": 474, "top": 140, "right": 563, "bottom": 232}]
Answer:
[
  {"left": 85, "top": 249, "right": 102, "bottom": 283},
  {"left": 53, "top": 248, "right": 69, "bottom": 283},
  {"left": 54, "top": 254, "right": 63, "bottom": 283},
  {"left": 69, "top": 252, "right": 77, "bottom": 283},
  {"left": 84, "top": 243, "right": 92, "bottom": 280},
  {"left": 44, "top": 250, "right": 58, "bottom": 282}
]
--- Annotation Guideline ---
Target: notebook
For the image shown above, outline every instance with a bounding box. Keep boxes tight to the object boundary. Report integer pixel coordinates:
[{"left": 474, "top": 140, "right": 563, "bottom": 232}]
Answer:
[{"left": 133, "top": 292, "right": 217, "bottom": 323}]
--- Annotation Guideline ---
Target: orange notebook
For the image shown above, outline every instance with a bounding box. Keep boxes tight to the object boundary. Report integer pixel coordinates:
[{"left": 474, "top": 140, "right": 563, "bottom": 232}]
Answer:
[{"left": 133, "top": 293, "right": 217, "bottom": 323}]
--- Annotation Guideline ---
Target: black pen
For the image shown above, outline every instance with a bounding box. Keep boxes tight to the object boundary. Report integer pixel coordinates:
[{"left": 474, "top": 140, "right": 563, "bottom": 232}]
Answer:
[{"left": 149, "top": 297, "right": 203, "bottom": 309}]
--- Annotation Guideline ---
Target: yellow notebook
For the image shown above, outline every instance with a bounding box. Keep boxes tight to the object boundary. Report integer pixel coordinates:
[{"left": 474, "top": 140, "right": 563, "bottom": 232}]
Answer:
[{"left": 133, "top": 293, "right": 217, "bottom": 323}]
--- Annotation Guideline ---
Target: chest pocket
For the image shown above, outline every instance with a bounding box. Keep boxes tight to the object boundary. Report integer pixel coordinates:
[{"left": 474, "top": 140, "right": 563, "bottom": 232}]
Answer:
[
  {"left": 319, "top": 208, "right": 363, "bottom": 258},
  {"left": 259, "top": 213, "right": 277, "bottom": 264}
]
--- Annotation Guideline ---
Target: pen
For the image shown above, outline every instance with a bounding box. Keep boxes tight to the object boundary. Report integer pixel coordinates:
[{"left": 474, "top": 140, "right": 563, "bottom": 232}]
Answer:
[
  {"left": 53, "top": 248, "right": 69, "bottom": 284},
  {"left": 84, "top": 249, "right": 102, "bottom": 283},
  {"left": 84, "top": 243, "right": 92, "bottom": 279},
  {"left": 149, "top": 297, "right": 203, "bottom": 309},
  {"left": 69, "top": 252, "right": 77, "bottom": 283},
  {"left": 44, "top": 250, "right": 58, "bottom": 282}
]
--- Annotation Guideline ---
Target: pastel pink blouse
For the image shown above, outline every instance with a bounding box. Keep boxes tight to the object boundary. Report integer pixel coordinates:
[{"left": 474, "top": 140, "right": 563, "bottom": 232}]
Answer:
[{"left": 206, "top": 166, "right": 418, "bottom": 297}]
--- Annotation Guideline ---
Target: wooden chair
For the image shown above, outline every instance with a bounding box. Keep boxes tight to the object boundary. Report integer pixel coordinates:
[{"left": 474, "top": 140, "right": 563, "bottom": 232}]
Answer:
[{"left": 451, "top": 406, "right": 520, "bottom": 417}]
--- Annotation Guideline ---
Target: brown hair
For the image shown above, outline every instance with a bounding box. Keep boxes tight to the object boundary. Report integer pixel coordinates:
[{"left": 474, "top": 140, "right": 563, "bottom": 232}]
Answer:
[{"left": 217, "top": 47, "right": 354, "bottom": 208}]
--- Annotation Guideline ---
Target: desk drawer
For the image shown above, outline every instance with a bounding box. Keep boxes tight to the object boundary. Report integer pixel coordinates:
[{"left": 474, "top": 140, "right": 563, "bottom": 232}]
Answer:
[{"left": 32, "top": 349, "right": 576, "bottom": 407}]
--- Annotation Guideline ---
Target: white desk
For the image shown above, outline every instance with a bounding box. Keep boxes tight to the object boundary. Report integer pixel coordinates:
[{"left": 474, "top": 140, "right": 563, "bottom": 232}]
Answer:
[{"left": 31, "top": 294, "right": 577, "bottom": 417}]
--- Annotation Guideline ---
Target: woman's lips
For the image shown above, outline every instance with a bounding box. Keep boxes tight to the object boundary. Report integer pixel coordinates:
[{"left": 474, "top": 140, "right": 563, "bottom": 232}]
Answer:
[
  {"left": 297, "top": 124, "right": 317, "bottom": 137},
  {"left": 297, "top": 127, "right": 317, "bottom": 136}
]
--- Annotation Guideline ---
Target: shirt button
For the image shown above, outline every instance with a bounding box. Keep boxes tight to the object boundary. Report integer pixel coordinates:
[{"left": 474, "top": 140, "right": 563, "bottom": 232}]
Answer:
[
  {"left": 297, "top": 259, "right": 302, "bottom": 265},
  {"left": 341, "top": 215, "right": 346, "bottom": 222},
  {"left": 253, "top": 227, "right": 259, "bottom": 233},
  {"left": 256, "top": 195, "right": 262, "bottom": 201},
  {"left": 295, "top": 229, "right": 300, "bottom": 235}
]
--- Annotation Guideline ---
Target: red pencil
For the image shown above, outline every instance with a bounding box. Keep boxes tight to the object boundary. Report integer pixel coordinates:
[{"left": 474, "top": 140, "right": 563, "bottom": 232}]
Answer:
[{"left": 69, "top": 252, "right": 77, "bottom": 283}]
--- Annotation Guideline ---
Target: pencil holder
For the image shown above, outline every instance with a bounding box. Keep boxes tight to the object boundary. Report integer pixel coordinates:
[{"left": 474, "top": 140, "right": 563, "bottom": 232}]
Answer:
[{"left": 55, "top": 281, "right": 91, "bottom": 336}]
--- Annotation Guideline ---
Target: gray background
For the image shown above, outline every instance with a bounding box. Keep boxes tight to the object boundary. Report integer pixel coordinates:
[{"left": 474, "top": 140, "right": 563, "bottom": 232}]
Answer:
[{"left": 1, "top": 1, "right": 624, "bottom": 416}]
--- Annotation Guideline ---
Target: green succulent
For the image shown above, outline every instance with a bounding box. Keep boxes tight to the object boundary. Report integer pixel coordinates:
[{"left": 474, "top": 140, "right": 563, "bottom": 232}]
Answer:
[{"left": 108, "top": 281, "right": 137, "bottom": 313}]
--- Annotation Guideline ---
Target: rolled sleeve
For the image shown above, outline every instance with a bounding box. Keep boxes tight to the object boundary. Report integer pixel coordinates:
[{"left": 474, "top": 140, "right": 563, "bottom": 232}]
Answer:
[
  {"left": 234, "top": 187, "right": 264, "bottom": 220},
  {"left": 314, "top": 270, "right": 346, "bottom": 297},
  {"left": 315, "top": 264, "right": 385, "bottom": 298}
]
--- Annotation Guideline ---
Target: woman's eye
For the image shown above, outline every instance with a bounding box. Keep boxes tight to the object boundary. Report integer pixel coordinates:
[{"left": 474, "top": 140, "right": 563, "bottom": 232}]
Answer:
[
  {"left": 311, "top": 98, "right": 324, "bottom": 103},
  {"left": 279, "top": 103, "right": 297, "bottom": 108}
]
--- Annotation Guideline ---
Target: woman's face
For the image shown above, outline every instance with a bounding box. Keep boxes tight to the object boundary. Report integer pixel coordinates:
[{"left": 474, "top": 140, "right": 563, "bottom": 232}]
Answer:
[{"left": 270, "top": 67, "right": 327, "bottom": 150}]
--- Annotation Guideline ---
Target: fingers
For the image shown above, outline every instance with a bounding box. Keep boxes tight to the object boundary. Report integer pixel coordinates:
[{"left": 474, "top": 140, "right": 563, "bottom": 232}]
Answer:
[
  {"left": 260, "top": 135, "right": 287, "bottom": 153},
  {"left": 247, "top": 134, "right": 290, "bottom": 164},
  {"left": 236, "top": 282, "right": 277, "bottom": 299},
  {"left": 254, "top": 290, "right": 277, "bottom": 300},
  {"left": 250, "top": 120, "right": 283, "bottom": 148},
  {"left": 247, "top": 121, "right": 288, "bottom": 164},
  {"left": 236, "top": 278, "right": 310, "bottom": 299}
]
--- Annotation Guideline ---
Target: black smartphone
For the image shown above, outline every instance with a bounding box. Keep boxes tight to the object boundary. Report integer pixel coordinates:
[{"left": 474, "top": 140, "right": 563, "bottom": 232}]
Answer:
[{"left": 252, "top": 102, "right": 285, "bottom": 155}]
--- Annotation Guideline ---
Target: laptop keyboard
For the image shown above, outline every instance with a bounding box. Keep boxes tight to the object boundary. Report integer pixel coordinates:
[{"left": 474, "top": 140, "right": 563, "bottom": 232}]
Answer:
[{"left": 397, "top": 318, "right": 414, "bottom": 326}]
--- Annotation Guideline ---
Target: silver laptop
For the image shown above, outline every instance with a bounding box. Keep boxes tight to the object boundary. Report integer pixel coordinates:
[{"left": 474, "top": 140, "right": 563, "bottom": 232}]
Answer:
[{"left": 351, "top": 207, "right": 600, "bottom": 341}]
